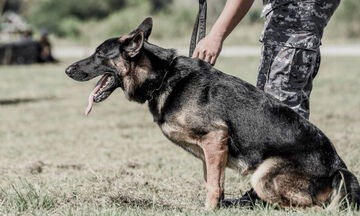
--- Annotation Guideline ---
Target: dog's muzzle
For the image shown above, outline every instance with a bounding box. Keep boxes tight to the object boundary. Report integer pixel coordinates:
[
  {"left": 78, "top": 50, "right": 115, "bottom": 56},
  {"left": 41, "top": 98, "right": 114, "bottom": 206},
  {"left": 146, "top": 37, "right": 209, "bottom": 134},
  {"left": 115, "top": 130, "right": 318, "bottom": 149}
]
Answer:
[{"left": 65, "top": 64, "right": 91, "bottom": 81}]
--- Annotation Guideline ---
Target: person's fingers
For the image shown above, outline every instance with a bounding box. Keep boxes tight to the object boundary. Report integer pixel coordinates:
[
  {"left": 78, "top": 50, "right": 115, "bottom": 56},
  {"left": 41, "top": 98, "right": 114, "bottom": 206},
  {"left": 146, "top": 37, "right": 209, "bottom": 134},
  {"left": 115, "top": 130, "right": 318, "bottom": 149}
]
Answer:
[
  {"left": 198, "top": 49, "right": 206, "bottom": 60},
  {"left": 210, "top": 55, "right": 217, "bottom": 66},
  {"left": 205, "top": 54, "right": 212, "bottom": 64},
  {"left": 192, "top": 48, "right": 199, "bottom": 58}
]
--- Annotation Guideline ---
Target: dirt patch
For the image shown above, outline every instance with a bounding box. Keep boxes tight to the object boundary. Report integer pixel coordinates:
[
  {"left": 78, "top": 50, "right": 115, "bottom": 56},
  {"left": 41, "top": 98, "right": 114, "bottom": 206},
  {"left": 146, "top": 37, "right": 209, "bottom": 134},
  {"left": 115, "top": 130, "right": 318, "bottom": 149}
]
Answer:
[
  {"left": 56, "top": 164, "right": 83, "bottom": 170},
  {"left": 27, "top": 161, "right": 83, "bottom": 174},
  {"left": 126, "top": 161, "right": 144, "bottom": 169},
  {"left": 28, "top": 161, "right": 46, "bottom": 174},
  {"left": 109, "top": 193, "right": 180, "bottom": 210}
]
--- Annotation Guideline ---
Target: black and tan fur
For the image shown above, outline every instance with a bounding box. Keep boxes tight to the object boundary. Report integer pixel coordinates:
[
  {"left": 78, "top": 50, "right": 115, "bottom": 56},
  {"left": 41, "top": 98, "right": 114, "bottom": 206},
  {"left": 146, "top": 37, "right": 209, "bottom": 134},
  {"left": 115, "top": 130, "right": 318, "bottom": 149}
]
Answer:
[{"left": 65, "top": 18, "right": 360, "bottom": 210}]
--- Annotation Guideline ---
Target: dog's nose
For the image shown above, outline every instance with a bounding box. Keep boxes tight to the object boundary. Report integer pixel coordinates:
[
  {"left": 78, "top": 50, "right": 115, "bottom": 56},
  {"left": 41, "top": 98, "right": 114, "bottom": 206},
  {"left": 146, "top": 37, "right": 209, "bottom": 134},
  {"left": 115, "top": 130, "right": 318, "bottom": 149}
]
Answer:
[
  {"left": 65, "top": 65, "right": 78, "bottom": 76},
  {"left": 65, "top": 66, "right": 73, "bottom": 75}
]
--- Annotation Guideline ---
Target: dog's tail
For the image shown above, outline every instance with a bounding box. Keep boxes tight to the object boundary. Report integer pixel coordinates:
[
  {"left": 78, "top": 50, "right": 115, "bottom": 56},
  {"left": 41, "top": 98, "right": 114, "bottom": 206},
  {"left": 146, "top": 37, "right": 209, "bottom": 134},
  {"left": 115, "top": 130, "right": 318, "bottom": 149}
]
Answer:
[{"left": 328, "top": 168, "right": 360, "bottom": 210}]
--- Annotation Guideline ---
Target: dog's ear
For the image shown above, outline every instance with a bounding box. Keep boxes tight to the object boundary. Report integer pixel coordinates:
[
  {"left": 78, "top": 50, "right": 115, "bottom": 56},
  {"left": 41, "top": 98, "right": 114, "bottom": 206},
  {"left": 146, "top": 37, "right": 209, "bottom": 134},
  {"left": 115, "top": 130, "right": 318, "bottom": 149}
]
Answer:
[
  {"left": 120, "top": 18, "right": 152, "bottom": 58},
  {"left": 124, "top": 17, "right": 152, "bottom": 41},
  {"left": 121, "top": 31, "right": 145, "bottom": 58},
  {"left": 134, "top": 17, "right": 152, "bottom": 40}
]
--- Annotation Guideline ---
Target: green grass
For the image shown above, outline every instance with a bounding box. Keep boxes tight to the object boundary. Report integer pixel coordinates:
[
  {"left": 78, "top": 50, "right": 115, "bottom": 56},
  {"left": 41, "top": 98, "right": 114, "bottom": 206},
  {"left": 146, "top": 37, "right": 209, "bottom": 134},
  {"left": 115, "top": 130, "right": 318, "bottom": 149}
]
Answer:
[{"left": 0, "top": 55, "right": 359, "bottom": 215}]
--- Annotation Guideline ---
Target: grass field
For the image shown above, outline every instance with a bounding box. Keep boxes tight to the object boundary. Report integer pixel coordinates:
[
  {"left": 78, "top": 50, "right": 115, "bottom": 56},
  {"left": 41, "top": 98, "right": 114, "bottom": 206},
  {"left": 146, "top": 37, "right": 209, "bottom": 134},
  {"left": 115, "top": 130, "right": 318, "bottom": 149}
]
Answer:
[{"left": 0, "top": 54, "right": 359, "bottom": 215}]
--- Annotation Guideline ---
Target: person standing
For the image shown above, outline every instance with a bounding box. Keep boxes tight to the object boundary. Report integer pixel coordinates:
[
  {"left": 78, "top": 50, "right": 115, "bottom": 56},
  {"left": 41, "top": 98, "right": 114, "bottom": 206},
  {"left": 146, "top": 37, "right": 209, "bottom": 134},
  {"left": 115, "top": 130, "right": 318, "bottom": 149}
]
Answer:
[{"left": 192, "top": 0, "right": 340, "bottom": 120}]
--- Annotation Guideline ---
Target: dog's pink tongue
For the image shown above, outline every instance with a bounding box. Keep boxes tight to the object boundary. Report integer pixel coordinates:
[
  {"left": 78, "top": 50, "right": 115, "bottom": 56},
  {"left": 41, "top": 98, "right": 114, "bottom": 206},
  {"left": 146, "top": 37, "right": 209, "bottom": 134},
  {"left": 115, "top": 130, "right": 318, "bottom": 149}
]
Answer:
[
  {"left": 85, "top": 84, "right": 101, "bottom": 116},
  {"left": 85, "top": 74, "right": 110, "bottom": 116}
]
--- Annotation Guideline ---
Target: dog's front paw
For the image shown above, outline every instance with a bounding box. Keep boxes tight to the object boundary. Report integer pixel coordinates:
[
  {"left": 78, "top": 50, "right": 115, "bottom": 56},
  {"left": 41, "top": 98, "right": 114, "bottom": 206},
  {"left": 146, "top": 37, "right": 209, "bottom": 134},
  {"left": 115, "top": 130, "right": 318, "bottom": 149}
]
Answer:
[
  {"left": 205, "top": 200, "right": 219, "bottom": 210},
  {"left": 205, "top": 186, "right": 223, "bottom": 210},
  {"left": 205, "top": 194, "right": 222, "bottom": 210}
]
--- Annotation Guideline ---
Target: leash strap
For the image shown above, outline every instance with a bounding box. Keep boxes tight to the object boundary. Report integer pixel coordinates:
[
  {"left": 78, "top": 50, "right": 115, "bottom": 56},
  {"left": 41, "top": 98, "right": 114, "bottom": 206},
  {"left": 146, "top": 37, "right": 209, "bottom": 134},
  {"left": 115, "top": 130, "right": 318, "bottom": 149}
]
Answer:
[{"left": 189, "top": 0, "right": 207, "bottom": 57}]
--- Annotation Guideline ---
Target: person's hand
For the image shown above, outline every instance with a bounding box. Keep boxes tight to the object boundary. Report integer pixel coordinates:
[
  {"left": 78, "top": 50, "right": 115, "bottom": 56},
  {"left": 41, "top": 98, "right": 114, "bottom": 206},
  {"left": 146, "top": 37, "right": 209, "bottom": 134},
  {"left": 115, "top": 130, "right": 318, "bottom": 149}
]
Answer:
[{"left": 192, "top": 33, "right": 223, "bottom": 66}]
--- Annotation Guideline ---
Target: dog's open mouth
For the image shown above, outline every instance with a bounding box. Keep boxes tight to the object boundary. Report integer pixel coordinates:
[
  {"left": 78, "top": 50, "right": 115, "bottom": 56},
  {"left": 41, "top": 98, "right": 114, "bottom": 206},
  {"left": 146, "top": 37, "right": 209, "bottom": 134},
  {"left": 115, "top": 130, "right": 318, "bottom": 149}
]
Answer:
[{"left": 85, "top": 74, "right": 116, "bottom": 116}]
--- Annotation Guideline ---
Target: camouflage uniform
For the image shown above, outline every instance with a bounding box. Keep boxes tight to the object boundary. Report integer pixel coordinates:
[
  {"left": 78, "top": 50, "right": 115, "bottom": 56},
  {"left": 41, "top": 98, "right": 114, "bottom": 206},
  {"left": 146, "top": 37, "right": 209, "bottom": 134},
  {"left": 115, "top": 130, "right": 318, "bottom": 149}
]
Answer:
[{"left": 257, "top": 0, "right": 340, "bottom": 119}]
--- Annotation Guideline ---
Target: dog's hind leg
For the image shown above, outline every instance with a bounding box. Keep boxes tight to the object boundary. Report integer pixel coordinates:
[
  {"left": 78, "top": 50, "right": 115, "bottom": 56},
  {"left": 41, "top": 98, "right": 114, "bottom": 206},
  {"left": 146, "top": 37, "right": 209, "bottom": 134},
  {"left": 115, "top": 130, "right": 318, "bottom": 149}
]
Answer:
[
  {"left": 201, "top": 130, "right": 228, "bottom": 209},
  {"left": 251, "top": 158, "right": 314, "bottom": 208}
]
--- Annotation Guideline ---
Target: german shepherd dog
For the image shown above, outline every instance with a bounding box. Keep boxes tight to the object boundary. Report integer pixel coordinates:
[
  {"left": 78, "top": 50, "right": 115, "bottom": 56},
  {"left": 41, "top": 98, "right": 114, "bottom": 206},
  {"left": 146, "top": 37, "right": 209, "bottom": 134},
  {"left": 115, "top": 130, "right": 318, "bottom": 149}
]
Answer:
[{"left": 65, "top": 18, "right": 360, "bottom": 210}]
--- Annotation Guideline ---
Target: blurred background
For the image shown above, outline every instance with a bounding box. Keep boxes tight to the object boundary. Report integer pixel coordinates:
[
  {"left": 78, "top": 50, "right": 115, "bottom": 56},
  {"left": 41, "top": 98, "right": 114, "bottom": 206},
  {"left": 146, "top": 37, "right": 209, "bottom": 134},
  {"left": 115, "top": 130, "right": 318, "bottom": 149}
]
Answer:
[
  {"left": 1, "top": 0, "right": 360, "bottom": 58},
  {"left": 0, "top": 0, "right": 360, "bottom": 215}
]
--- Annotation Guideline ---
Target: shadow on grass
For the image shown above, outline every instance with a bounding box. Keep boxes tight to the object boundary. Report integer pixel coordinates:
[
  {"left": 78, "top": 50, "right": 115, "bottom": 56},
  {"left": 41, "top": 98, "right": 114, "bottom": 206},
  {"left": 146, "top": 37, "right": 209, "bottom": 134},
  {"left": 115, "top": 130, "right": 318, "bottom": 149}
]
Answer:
[{"left": 0, "top": 96, "right": 57, "bottom": 106}]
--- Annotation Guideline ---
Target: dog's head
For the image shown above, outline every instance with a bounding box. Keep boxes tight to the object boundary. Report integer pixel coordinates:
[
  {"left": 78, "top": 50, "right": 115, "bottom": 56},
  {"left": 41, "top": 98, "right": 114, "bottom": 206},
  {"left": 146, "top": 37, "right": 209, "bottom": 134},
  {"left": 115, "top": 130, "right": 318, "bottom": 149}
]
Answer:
[{"left": 65, "top": 17, "right": 154, "bottom": 115}]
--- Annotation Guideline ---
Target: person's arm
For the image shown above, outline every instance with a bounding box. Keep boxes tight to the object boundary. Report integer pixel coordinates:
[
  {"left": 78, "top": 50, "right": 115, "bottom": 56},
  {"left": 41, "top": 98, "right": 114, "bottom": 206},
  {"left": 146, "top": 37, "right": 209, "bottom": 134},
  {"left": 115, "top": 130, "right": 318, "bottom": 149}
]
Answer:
[{"left": 192, "top": 0, "right": 255, "bottom": 65}]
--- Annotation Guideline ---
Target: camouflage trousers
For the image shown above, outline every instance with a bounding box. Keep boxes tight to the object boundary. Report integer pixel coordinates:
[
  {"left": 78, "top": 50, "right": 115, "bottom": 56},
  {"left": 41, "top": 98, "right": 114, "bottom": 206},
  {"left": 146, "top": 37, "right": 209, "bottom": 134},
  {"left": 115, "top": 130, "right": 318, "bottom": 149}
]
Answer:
[
  {"left": 256, "top": 45, "right": 321, "bottom": 120},
  {"left": 256, "top": 0, "right": 340, "bottom": 119}
]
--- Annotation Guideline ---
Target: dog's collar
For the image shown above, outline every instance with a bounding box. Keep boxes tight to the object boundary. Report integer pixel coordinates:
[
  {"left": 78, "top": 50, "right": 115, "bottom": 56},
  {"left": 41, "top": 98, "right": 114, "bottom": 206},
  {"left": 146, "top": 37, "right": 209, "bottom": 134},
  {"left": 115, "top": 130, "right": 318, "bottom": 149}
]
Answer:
[{"left": 148, "top": 56, "right": 178, "bottom": 102}]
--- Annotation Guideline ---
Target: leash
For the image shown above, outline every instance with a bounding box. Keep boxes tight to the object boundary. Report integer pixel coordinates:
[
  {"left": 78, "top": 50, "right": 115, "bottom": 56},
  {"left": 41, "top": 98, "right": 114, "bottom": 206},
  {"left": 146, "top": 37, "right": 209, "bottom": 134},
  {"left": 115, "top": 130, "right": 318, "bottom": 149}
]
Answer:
[{"left": 189, "top": 0, "right": 207, "bottom": 57}]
